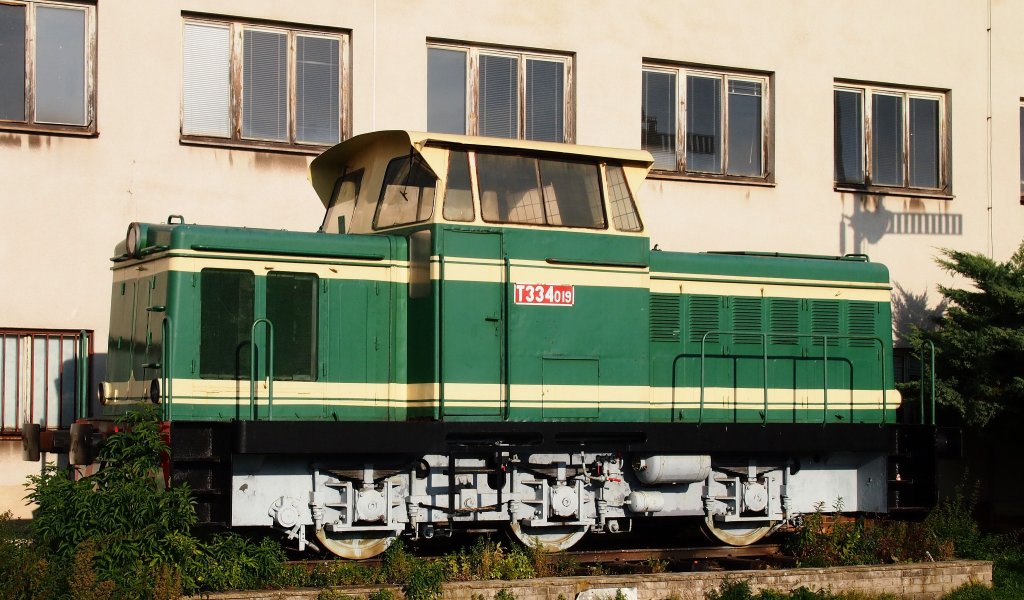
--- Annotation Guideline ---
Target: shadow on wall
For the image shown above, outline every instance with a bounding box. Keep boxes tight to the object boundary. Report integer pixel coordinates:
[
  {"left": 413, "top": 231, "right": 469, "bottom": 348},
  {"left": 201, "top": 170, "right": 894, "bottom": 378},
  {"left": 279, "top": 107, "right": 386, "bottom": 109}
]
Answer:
[
  {"left": 891, "top": 284, "right": 947, "bottom": 347},
  {"left": 838, "top": 192, "right": 963, "bottom": 256}
]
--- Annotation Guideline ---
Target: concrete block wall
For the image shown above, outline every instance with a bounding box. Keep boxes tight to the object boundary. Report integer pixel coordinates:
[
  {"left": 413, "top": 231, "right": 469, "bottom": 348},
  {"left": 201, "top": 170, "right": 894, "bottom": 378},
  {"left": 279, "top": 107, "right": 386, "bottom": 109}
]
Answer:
[{"left": 201, "top": 560, "right": 992, "bottom": 600}]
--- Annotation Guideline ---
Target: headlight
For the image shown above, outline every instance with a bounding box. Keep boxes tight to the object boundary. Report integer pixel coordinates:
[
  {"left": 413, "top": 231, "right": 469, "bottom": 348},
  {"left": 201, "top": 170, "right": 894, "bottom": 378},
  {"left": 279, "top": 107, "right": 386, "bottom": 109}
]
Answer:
[{"left": 126, "top": 222, "right": 144, "bottom": 258}]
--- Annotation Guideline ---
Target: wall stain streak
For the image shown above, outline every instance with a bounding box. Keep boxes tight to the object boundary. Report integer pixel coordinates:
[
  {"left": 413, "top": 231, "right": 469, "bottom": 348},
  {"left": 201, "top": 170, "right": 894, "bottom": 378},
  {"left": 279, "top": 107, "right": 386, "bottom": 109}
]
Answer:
[{"left": 252, "top": 151, "right": 309, "bottom": 171}]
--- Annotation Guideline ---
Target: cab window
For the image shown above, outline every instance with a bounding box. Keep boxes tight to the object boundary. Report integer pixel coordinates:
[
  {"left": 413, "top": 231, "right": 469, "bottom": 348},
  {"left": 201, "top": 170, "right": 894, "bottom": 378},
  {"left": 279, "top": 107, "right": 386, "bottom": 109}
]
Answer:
[
  {"left": 477, "top": 153, "right": 606, "bottom": 229},
  {"left": 374, "top": 155, "right": 437, "bottom": 229}
]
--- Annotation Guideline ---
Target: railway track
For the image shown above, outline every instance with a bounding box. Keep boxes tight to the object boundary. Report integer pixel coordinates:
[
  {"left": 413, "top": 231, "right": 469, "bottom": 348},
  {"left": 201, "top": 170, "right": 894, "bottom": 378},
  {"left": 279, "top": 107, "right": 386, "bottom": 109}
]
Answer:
[{"left": 288, "top": 543, "right": 789, "bottom": 571}]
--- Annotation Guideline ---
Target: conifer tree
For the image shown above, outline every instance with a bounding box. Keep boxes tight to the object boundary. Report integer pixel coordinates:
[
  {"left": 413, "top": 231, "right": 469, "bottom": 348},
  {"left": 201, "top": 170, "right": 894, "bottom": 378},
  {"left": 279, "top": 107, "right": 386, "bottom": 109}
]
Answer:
[{"left": 913, "top": 243, "right": 1024, "bottom": 426}]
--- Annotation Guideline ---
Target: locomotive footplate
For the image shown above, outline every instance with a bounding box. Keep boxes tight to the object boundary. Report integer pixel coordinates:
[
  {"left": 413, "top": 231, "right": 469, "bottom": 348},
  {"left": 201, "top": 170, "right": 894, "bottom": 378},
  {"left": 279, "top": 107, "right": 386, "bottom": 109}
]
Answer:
[{"left": 225, "top": 420, "right": 899, "bottom": 456}]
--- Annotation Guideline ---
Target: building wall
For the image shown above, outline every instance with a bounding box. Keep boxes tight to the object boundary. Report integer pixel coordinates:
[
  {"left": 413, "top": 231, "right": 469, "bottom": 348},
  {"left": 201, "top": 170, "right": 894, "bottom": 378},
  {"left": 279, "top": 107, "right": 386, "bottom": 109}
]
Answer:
[{"left": 1, "top": 0, "right": 1022, "bottom": 516}]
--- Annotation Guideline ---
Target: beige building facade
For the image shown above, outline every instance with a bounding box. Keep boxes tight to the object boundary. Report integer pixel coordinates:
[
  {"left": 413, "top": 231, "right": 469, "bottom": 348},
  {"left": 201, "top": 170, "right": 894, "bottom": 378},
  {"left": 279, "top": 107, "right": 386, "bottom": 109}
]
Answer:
[{"left": 1, "top": 0, "right": 1022, "bottom": 516}]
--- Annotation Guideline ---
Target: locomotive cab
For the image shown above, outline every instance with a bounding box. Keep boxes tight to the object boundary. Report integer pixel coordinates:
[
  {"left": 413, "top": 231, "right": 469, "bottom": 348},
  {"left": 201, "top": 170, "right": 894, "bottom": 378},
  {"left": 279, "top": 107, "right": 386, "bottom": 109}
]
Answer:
[{"left": 310, "top": 131, "right": 657, "bottom": 423}]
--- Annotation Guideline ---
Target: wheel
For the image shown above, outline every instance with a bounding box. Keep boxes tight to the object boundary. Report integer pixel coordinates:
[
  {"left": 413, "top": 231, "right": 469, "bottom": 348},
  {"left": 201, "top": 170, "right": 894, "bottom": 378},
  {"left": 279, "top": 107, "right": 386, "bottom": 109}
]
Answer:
[
  {"left": 701, "top": 515, "right": 775, "bottom": 546},
  {"left": 315, "top": 528, "right": 398, "bottom": 559},
  {"left": 508, "top": 520, "right": 587, "bottom": 552}
]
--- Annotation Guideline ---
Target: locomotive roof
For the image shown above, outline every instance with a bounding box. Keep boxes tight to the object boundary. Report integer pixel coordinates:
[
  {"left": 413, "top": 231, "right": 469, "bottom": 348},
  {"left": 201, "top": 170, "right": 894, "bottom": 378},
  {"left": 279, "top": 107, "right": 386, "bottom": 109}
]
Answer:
[{"left": 308, "top": 130, "right": 654, "bottom": 208}]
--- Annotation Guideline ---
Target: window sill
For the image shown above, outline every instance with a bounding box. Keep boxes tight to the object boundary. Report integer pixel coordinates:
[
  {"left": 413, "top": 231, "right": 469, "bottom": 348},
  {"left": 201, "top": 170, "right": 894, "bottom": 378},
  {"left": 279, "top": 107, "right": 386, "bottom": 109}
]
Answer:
[
  {"left": 646, "top": 170, "right": 775, "bottom": 187},
  {"left": 833, "top": 185, "right": 954, "bottom": 200},
  {"left": 0, "top": 122, "right": 97, "bottom": 138},
  {"left": 180, "top": 135, "right": 332, "bottom": 156}
]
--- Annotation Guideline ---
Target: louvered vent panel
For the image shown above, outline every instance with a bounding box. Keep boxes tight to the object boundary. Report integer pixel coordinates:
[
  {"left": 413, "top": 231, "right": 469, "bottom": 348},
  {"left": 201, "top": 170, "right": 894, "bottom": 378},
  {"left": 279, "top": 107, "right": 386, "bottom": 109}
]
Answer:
[
  {"left": 688, "top": 295, "right": 721, "bottom": 344},
  {"left": 650, "top": 294, "right": 681, "bottom": 342},
  {"left": 733, "top": 297, "right": 763, "bottom": 345},
  {"left": 811, "top": 300, "right": 841, "bottom": 346},
  {"left": 769, "top": 298, "right": 799, "bottom": 345},
  {"left": 848, "top": 301, "right": 877, "bottom": 347}
]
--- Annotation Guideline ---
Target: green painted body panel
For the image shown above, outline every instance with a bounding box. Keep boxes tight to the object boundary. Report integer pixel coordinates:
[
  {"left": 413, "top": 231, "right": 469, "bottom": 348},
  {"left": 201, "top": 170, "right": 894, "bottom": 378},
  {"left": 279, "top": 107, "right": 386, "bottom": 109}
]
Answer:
[
  {"left": 99, "top": 221, "right": 898, "bottom": 427},
  {"left": 650, "top": 251, "right": 890, "bottom": 285},
  {"left": 105, "top": 225, "right": 405, "bottom": 422}
]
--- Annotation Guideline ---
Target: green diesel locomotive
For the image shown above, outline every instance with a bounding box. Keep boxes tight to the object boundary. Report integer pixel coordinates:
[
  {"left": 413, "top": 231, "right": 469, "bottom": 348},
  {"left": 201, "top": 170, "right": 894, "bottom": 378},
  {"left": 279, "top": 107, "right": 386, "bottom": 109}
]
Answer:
[{"left": 29, "top": 131, "right": 939, "bottom": 558}]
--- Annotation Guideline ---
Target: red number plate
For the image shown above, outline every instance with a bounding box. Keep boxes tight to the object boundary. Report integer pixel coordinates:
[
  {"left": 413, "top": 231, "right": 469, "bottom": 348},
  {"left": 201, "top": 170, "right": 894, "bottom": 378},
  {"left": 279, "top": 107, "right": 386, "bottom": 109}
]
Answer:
[{"left": 513, "top": 283, "right": 575, "bottom": 306}]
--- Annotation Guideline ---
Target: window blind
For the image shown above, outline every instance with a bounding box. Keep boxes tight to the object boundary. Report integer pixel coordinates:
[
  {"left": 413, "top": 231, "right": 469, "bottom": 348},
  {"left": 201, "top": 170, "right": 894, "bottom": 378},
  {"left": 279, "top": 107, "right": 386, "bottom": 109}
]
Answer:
[
  {"left": 525, "top": 58, "right": 563, "bottom": 142},
  {"left": 641, "top": 70, "right": 676, "bottom": 170},
  {"left": 834, "top": 89, "right": 863, "bottom": 183},
  {"left": 686, "top": 75, "right": 721, "bottom": 173},
  {"left": 0, "top": 4, "right": 25, "bottom": 121},
  {"left": 479, "top": 54, "right": 518, "bottom": 138},
  {"left": 35, "top": 5, "right": 85, "bottom": 125},
  {"left": 726, "top": 79, "right": 762, "bottom": 176},
  {"left": 909, "top": 97, "right": 939, "bottom": 188},
  {"left": 243, "top": 29, "right": 287, "bottom": 141},
  {"left": 872, "top": 93, "right": 904, "bottom": 186},
  {"left": 183, "top": 22, "right": 230, "bottom": 137},
  {"left": 296, "top": 35, "right": 339, "bottom": 144}
]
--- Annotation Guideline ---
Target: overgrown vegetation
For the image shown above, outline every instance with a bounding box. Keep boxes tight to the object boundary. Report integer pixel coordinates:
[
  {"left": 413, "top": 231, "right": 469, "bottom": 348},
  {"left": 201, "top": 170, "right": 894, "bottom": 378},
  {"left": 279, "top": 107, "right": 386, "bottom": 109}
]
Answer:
[
  {"left": 909, "top": 243, "right": 1024, "bottom": 427},
  {"left": 786, "top": 488, "right": 1024, "bottom": 600},
  {"left": 704, "top": 579, "right": 899, "bottom": 600},
  {"left": 4, "top": 406, "right": 1022, "bottom": 599}
]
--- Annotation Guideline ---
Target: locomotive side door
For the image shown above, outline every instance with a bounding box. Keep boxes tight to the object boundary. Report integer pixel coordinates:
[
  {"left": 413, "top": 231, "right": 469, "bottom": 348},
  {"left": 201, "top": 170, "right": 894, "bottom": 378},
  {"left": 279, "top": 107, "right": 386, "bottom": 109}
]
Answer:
[{"left": 439, "top": 229, "right": 505, "bottom": 418}]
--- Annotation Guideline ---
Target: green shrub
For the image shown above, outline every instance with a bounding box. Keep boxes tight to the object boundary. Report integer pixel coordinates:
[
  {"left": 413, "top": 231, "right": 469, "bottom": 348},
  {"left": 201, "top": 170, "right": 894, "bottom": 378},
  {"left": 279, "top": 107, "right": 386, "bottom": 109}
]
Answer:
[
  {"left": 11, "top": 407, "right": 297, "bottom": 598},
  {"left": 439, "top": 537, "right": 534, "bottom": 581}
]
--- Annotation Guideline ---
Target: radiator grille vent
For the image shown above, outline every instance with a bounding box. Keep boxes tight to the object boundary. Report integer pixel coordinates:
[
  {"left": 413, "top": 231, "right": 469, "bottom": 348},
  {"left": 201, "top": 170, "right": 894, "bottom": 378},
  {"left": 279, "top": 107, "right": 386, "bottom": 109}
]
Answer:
[{"left": 649, "top": 294, "right": 680, "bottom": 342}]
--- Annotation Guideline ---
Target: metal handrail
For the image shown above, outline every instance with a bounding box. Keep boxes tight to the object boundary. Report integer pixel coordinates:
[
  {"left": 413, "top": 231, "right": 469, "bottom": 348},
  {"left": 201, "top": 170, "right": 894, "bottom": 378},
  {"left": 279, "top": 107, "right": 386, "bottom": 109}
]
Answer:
[
  {"left": 692, "top": 331, "right": 888, "bottom": 426},
  {"left": 77, "top": 330, "right": 90, "bottom": 420},
  {"left": 161, "top": 317, "right": 173, "bottom": 421},
  {"left": 249, "top": 319, "right": 275, "bottom": 421},
  {"left": 916, "top": 340, "right": 937, "bottom": 426}
]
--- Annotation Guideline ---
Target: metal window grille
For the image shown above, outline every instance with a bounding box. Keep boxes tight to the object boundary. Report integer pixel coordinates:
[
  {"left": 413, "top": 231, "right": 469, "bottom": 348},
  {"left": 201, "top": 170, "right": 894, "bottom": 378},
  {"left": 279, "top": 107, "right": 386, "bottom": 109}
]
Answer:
[{"left": 0, "top": 328, "right": 92, "bottom": 434}]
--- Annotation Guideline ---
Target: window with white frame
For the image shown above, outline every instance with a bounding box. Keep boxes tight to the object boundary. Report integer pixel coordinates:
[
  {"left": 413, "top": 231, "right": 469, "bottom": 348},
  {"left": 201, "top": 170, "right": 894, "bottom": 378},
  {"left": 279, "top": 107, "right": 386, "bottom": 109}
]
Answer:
[
  {"left": 0, "top": 1, "right": 95, "bottom": 134},
  {"left": 834, "top": 83, "right": 948, "bottom": 193},
  {"left": 182, "top": 16, "right": 348, "bottom": 150},
  {"left": 642, "top": 64, "right": 771, "bottom": 180},
  {"left": 427, "top": 43, "right": 573, "bottom": 143}
]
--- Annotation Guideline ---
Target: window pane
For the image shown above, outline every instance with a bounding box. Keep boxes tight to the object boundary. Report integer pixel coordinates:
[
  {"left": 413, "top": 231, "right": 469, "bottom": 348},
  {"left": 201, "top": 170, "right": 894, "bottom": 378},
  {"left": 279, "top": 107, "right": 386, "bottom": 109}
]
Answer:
[
  {"left": 607, "top": 164, "right": 642, "bottom": 232},
  {"left": 686, "top": 75, "right": 722, "bottom": 173},
  {"left": 834, "top": 89, "right": 864, "bottom": 183},
  {"left": 0, "top": 4, "right": 25, "bottom": 121},
  {"left": 525, "top": 58, "right": 563, "bottom": 142},
  {"left": 183, "top": 22, "right": 230, "bottom": 137},
  {"left": 296, "top": 35, "right": 339, "bottom": 144},
  {"left": 327, "top": 168, "right": 362, "bottom": 233},
  {"left": 478, "top": 54, "right": 518, "bottom": 138},
  {"left": 427, "top": 48, "right": 466, "bottom": 134},
  {"left": 641, "top": 70, "right": 676, "bottom": 170},
  {"left": 35, "top": 6, "right": 86, "bottom": 125},
  {"left": 267, "top": 272, "right": 317, "bottom": 381},
  {"left": 726, "top": 79, "right": 762, "bottom": 176},
  {"left": 538, "top": 158, "right": 605, "bottom": 228},
  {"left": 443, "top": 151, "right": 474, "bottom": 221},
  {"left": 872, "top": 93, "right": 904, "bottom": 186},
  {"left": 909, "top": 97, "right": 939, "bottom": 188},
  {"left": 374, "top": 156, "right": 437, "bottom": 228},
  {"left": 243, "top": 29, "right": 287, "bottom": 141},
  {"left": 478, "top": 154, "right": 544, "bottom": 224},
  {"left": 1020, "top": 106, "right": 1024, "bottom": 199},
  {"left": 200, "top": 269, "right": 254, "bottom": 379}
]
